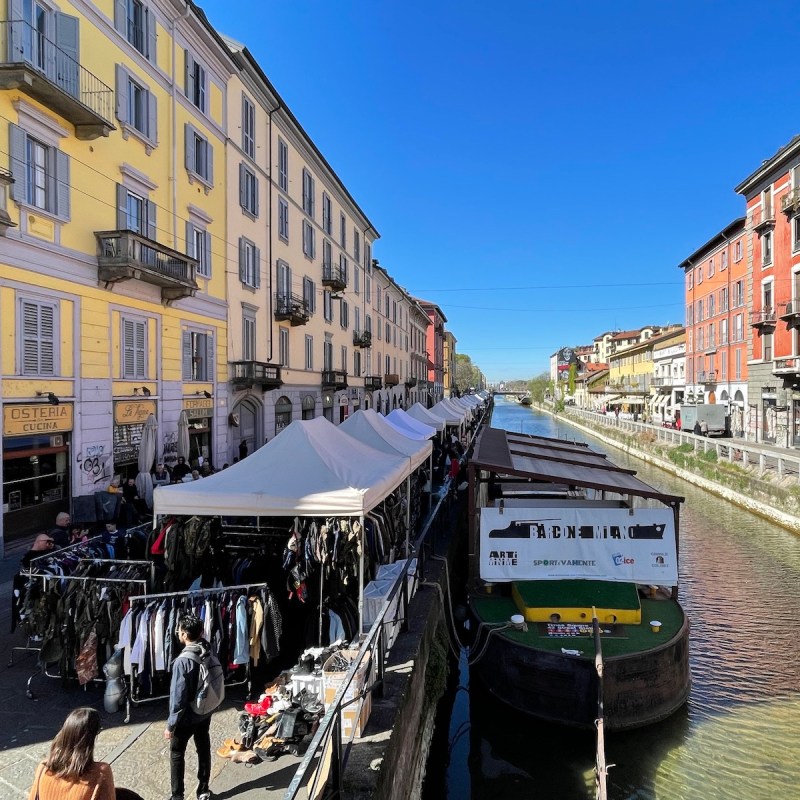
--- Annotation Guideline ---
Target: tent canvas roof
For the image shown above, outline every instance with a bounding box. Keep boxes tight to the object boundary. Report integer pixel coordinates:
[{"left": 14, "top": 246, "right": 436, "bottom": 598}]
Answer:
[
  {"left": 341, "top": 409, "right": 432, "bottom": 472},
  {"left": 153, "top": 416, "right": 409, "bottom": 518},
  {"left": 426, "top": 401, "right": 465, "bottom": 426},
  {"left": 406, "top": 403, "right": 446, "bottom": 431},
  {"left": 385, "top": 409, "right": 436, "bottom": 440}
]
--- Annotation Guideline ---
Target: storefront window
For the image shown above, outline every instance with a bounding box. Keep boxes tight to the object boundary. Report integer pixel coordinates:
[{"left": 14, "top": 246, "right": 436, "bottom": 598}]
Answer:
[
  {"left": 322, "top": 394, "right": 333, "bottom": 423},
  {"left": 301, "top": 395, "right": 315, "bottom": 421},
  {"left": 275, "top": 396, "right": 293, "bottom": 435}
]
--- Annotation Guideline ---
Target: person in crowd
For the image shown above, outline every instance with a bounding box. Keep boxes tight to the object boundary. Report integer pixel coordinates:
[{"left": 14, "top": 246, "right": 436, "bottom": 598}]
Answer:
[
  {"left": 447, "top": 448, "right": 461, "bottom": 482},
  {"left": 107, "top": 477, "right": 121, "bottom": 494},
  {"left": 121, "top": 478, "right": 141, "bottom": 524},
  {"left": 28, "top": 707, "right": 143, "bottom": 800},
  {"left": 221, "top": 463, "right": 230, "bottom": 470},
  {"left": 164, "top": 614, "right": 214, "bottom": 800},
  {"left": 700, "top": 419, "right": 709, "bottom": 436},
  {"left": 20, "top": 533, "right": 56, "bottom": 569},
  {"left": 200, "top": 463, "right": 213, "bottom": 477},
  {"left": 171, "top": 457, "right": 191, "bottom": 482},
  {"left": 238, "top": 439, "right": 248, "bottom": 461},
  {"left": 189, "top": 469, "right": 202, "bottom": 481},
  {"left": 69, "top": 526, "right": 89, "bottom": 545},
  {"left": 48, "top": 512, "right": 72, "bottom": 548},
  {"left": 693, "top": 421, "right": 701, "bottom": 436},
  {"left": 152, "top": 462, "right": 171, "bottom": 487}
]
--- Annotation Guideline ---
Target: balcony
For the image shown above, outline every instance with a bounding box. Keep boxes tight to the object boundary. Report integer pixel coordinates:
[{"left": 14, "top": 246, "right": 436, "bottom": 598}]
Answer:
[
  {"left": 353, "top": 330, "right": 372, "bottom": 348},
  {"left": 229, "top": 361, "right": 282, "bottom": 391},
  {"left": 750, "top": 308, "right": 776, "bottom": 329},
  {"left": 364, "top": 376, "right": 382, "bottom": 391},
  {"left": 404, "top": 377, "right": 417, "bottom": 388},
  {"left": 0, "top": 20, "right": 114, "bottom": 140},
  {"left": 95, "top": 230, "right": 198, "bottom": 303},
  {"left": 773, "top": 357, "right": 800, "bottom": 377},
  {"left": 752, "top": 204, "right": 776, "bottom": 233},
  {"left": 417, "top": 379, "right": 430, "bottom": 391},
  {"left": 697, "top": 371, "right": 717, "bottom": 384},
  {"left": 779, "top": 300, "right": 800, "bottom": 325},
  {"left": 322, "top": 264, "right": 347, "bottom": 292},
  {"left": 321, "top": 370, "right": 348, "bottom": 390},
  {"left": 782, "top": 188, "right": 800, "bottom": 215},
  {"left": 384, "top": 373, "right": 400, "bottom": 387},
  {"left": 274, "top": 292, "right": 311, "bottom": 325},
  {"left": 651, "top": 376, "right": 674, "bottom": 387}
]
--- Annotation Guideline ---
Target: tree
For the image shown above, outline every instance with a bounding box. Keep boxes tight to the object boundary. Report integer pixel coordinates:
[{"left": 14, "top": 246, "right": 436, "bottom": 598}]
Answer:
[
  {"left": 455, "top": 353, "right": 483, "bottom": 391},
  {"left": 528, "top": 372, "right": 550, "bottom": 403}
]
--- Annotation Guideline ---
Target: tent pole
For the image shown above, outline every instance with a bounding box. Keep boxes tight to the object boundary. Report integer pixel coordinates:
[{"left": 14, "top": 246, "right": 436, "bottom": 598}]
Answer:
[
  {"left": 405, "top": 474, "right": 411, "bottom": 557},
  {"left": 358, "top": 515, "right": 365, "bottom": 642},
  {"left": 318, "top": 555, "right": 325, "bottom": 647}
]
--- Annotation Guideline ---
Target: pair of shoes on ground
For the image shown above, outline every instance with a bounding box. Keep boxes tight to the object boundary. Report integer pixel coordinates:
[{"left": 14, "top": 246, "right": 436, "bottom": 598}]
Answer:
[{"left": 216, "top": 738, "right": 247, "bottom": 758}]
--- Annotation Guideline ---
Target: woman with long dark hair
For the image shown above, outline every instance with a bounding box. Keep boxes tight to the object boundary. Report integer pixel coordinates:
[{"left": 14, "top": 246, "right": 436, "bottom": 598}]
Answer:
[{"left": 29, "top": 707, "right": 116, "bottom": 800}]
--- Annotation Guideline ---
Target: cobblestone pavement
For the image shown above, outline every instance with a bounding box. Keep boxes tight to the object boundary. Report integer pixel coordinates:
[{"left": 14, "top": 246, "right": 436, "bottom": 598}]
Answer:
[{"left": 0, "top": 540, "right": 299, "bottom": 800}]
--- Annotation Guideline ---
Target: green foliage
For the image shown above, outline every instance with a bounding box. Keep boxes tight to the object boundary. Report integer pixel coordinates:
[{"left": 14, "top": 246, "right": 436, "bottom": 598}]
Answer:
[
  {"left": 528, "top": 371, "right": 551, "bottom": 403},
  {"left": 455, "top": 353, "right": 484, "bottom": 391},
  {"left": 568, "top": 363, "right": 577, "bottom": 395}
]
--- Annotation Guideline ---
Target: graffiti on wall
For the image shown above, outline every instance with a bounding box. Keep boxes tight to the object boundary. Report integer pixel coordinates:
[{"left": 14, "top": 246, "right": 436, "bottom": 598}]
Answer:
[
  {"left": 76, "top": 443, "right": 112, "bottom": 486},
  {"left": 163, "top": 431, "right": 178, "bottom": 469}
]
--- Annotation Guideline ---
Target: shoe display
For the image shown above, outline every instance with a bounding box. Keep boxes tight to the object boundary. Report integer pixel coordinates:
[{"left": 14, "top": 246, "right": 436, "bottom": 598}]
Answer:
[{"left": 244, "top": 696, "right": 273, "bottom": 716}]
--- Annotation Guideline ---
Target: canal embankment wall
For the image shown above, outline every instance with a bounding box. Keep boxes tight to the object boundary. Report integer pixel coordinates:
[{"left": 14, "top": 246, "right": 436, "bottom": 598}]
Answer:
[
  {"left": 341, "top": 513, "right": 456, "bottom": 799},
  {"left": 550, "top": 407, "right": 800, "bottom": 535}
]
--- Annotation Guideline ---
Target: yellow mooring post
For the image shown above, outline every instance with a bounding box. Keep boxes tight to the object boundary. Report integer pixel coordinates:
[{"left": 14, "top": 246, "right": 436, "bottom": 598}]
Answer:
[{"left": 593, "top": 605, "right": 608, "bottom": 800}]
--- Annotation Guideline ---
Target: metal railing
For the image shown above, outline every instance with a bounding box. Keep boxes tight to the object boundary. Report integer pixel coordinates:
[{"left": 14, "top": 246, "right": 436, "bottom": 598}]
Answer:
[
  {"left": 749, "top": 308, "right": 776, "bottom": 326},
  {"left": 0, "top": 19, "right": 114, "bottom": 124},
  {"left": 95, "top": 230, "right": 197, "bottom": 283},
  {"left": 322, "top": 264, "right": 347, "bottom": 289},
  {"left": 229, "top": 360, "right": 282, "bottom": 387},
  {"left": 274, "top": 292, "right": 311, "bottom": 323}
]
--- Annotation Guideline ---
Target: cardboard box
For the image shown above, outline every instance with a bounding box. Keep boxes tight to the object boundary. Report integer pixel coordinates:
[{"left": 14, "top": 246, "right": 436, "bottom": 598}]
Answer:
[{"left": 322, "top": 649, "right": 372, "bottom": 738}]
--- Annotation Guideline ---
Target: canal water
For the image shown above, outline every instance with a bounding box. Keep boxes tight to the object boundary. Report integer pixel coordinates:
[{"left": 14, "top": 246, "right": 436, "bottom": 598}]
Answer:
[{"left": 423, "top": 396, "right": 800, "bottom": 800}]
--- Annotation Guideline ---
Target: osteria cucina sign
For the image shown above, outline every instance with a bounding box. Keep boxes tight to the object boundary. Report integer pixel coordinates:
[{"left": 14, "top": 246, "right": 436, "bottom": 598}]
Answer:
[{"left": 3, "top": 404, "right": 74, "bottom": 436}]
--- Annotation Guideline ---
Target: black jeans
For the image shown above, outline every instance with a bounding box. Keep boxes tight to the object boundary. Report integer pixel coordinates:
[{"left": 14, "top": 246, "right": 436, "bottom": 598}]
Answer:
[{"left": 170, "top": 716, "right": 211, "bottom": 799}]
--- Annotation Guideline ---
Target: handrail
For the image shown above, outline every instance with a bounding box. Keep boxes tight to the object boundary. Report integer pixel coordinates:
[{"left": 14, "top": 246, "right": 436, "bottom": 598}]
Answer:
[{"left": 593, "top": 607, "right": 609, "bottom": 800}]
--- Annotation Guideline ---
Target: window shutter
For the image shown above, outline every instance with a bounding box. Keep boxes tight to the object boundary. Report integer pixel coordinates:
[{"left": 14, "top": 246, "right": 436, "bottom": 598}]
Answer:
[
  {"left": 54, "top": 14, "right": 79, "bottom": 97},
  {"left": 204, "top": 231, "right": 212, "bottom": 276},
  {"left": 55, "top": 150, "right": 70, "bottom": 220},
  {"left": 184, "top": 50, "right": 194, "bottom": 99},
  {"left": 123, "top": 318, "right": 135, "bottom": 377},
  {"left": 147, "top": 90, "right": 157, "bottom": 142},
  {"left": 185, "top": 221, "right": 195, "bottom": 257},
  {"left": 238, "top": 238, "right": 246, "bottom": 283},
  {"left": 117, "top": 183, "right": 127, "bottom": 230},
  {"left": 114, "top": 0, "right": 127, "bottom": 34},
  {"left": 39, "top": 304, "right": 55, "bottom": 374},
  {"left": 9, "top": 0, "right": 24, "bottom": 56},
  {"left": 115, "top": 64, "right": 129, "bottom": 123},
  {"left": 146, "top": 9, "right": 157, "bottom": 63},
  {"left": 9, "top": 123, "right": 27, "bottom": 202},
  {"left": 182, "top": 331, "right": 192, "bottom": 380},
  {"left": 146, "top": 198, "right": 157, "bottom": 240},
  {"left": 239, "top": 163, "right": 246, "bottom": 208},
  {"left": 205, "top": 333, "right": 214, "bottom": 382},
  {"left": 254, "top": 246, "right": 261, "bottom": 288},
  {"left": 206, "top": 142, "right": 214, "bottom": 185},
  {"left": 21, "top": 301, "right": 39, "bottom": 373},
  {"left": 135, "top": 320, "right": 146, "bottom": 377},
  {"left": 184, "top": 124, "right": 194, "bottom": 172}
]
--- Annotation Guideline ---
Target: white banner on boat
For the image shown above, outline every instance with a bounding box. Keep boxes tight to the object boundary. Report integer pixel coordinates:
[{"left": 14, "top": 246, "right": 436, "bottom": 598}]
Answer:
[{"left": 479, "top": 507, "right": 677, "bottom": 584}]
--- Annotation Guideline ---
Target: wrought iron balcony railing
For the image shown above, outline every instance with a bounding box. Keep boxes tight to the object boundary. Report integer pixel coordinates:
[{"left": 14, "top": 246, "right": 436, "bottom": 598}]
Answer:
[
  {"left": 322, "top": 264, "right": 347, "bottom": 291},
  {"left": 353, "top": 330, "right": 372, "bottom": 348},
  {"left": 384, "top": 373, "right": 400, "bottom": 387},
  {"left": 274, "top": 292, "right": 311, "bottom": 325},
  {"left": 749, "top": 308, "right": 776, "bottom": 328},
  {"left": 321, "top": 369, "right": 348, "bottom": 390},
  {"left": 229, "top": 361, "right": 282, "bottom": 390},
  {"left": 364, "top": 376, "right": 382, "bottom": 391},
  {"left": 773, "top": 357, "right": 800, "bottom": 376}
]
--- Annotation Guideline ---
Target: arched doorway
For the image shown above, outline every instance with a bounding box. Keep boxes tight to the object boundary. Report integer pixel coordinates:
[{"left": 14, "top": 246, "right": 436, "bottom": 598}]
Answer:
[
  {"left": 322, "top": 393, "right": 334, "bottom": 422},
  {"left": 708, "top": 391, "right": 717, "bottom": 404},
  {"left": 375, "top": 394, "right": 382, "bottom": 414},
  {"left": 275, "top": 396, "right": 293, "bottom": 436},
  {"left": 231, "top": 396, "right": 262, "bottom": 463},
  {"left": 301, "top": 394, "right": 316, "bottom": 420}
]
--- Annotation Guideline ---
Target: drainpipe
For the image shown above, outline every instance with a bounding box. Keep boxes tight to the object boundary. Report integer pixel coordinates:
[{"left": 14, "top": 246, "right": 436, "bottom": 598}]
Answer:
[
  {"left": 266, "top": 103, "right": 278, "bottom": 362},
  {"left": 172, "top": 5, "right": 191, "bottom": 248}
]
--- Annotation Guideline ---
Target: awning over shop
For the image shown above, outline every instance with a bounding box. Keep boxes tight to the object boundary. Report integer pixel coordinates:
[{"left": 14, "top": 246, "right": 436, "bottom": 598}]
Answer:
[{"left": 606, "top": 395, "right": 646, "bottom": 406}]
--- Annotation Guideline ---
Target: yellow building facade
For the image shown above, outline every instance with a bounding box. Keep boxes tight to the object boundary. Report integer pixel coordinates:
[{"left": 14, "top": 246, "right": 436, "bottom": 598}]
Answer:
[{"left": 0, "top": 0, "right": 232, "bottom": 545}]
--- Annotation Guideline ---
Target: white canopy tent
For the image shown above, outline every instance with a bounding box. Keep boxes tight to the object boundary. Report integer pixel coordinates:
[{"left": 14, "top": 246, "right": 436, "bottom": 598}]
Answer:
[
  {"left": 341, "top": 410, "right": 431, "bottom": 473},
  {"left": 450, "top": 397, "right": 477, "bottom": 417},
  {"left": 153, "top": 416, "right": 409, "bottom": 518},
  {"left": 429, "top": 400, "right": 467, "bottom": 426},
  {"left": 385, "top": 409, "right": 436, "bottom": 440},
  {"left": 407, "top": 403, "right": 446, "bottom": 432}
]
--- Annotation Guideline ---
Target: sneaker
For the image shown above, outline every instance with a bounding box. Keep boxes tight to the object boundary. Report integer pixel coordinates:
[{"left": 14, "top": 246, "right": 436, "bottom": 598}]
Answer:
[{"left": 197, "top": 793, "right": 212, "bottom": 800}]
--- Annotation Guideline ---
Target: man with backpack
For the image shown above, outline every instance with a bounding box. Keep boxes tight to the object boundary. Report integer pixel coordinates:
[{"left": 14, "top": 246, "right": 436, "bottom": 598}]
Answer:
[{"left": 164, "top": 613, "right": 224, "bottom": 800}]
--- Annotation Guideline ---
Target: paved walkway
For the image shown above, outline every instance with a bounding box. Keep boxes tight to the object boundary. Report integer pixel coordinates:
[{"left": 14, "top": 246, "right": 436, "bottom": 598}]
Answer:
[{"left": 0, "top": 538, "right": 299, "bottom": 800}]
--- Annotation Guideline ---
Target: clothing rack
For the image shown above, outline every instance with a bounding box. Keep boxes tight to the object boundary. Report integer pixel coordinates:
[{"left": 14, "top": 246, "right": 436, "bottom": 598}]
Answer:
[{"left": 123, "top": 582, "right": 269, "bottom": 722}]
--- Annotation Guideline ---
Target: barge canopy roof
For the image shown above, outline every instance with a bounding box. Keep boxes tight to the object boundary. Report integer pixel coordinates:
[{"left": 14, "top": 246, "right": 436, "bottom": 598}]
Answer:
[{"left": 472, "top": 428, "right": 684, "bottom": 506}]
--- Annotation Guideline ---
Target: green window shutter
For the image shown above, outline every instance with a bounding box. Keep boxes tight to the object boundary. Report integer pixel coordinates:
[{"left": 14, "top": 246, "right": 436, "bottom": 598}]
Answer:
[
  {"left": 204, "top": 231, "right": 212, "bottom": 277},
  {"left": 205, "top": 333, "right": 214, "bottom": 382},
  {"left": 145, "top": 198, "right": 156, "bottom": 240},
  {"left": 182, "top": 331, "right": 192, "bottom": 380},
  {"left": 239, "top": 163, "right": 246, "bottom": 208},
  {"left": 55, "top": 150, "right": 70, "bottom": 220},
  {"left": 238, "top": 238, "right": 246, "bottom": 283},
  {"left": 184, "top": 123, "right": 194, "bottom": 172},
  {"left": 115, "top": 64, "right": 129, "bottom": 123},
  {"left": 9, "top": 123, "right": 27, "bottom": 202},
  {"left": 147, "top": 90, "right": 157, "bottom": 142},
  {"left": 134, "top": 320, "right": 146, "bottom": 378},
  {"left": 122, "top": 318, "right": 135, "bottom": 377},
  {"left": 146, "top": 8, "right": 157, "bottom": 62},
  {"left": 184, "top": 50, "right": 194, "bottom": 99},
  {"left": 254, "top": 246, "right": 261, "bottom": 288},
  {"left": 114, "top": 0, "right": 127, "bottom": 34},
  {"left": 117, "top": 183, "right": 127, "bottom": 230}
]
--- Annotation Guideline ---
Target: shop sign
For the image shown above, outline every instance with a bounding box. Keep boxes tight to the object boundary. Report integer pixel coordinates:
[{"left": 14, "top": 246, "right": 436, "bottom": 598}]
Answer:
[
  {"left": 184, "top": 398, "right": 214, "bottom": 411},
  {"left": 114, "top": 399, "right": 156, "bottom": 425},
  {"left": 339, "top": 395, "right": 349, "bottom": 406},
  {"left": 3, "top": 404, "right": 73, "bottom": 436}
]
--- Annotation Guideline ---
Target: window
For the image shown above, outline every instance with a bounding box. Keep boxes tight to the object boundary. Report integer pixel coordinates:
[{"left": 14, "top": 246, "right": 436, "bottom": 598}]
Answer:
[
  {"left": 305, "top": 335, "right": 313, "bottom": 370},
  {"left": 322, "top": 193, "right": 332, "bottom": 234},
  {"left": 696, "top": 266, "right": 703, "bottom": 284},
  {"left": 279, "top": 328, "right": 289, "bottom": 367},
  {"left": 720, "top": 318, "right": 728, "bottom": 345},
  {"left": 793, "top": 217, "right": 800, "bottom": 252},
  {"left": 115, "top": 0, "right": 156, "bottom": 60},
  {"left": 323, "top": 290, "right": 333, "bottom": 322},
  {"left": 353, "top": 229, "right": 360, "bottom": 263},
  {"left": 687, "top": 271, "right": 693, "bottom": 289},
  {"left": 720, "top": 287, "right": 728, "bottom": 312},
  {"left": 242, "top": 312, "right": 256, "bottom": 361},
  {"left": 708, "top": 322, "right": 715, "bottom": 348},
  {"left": 365, "top": 275, "right": 371, "bottom": 303},
  {"left": 277, "top": 260, "right": 291, "bottom": 301},
  {"left": 354, "top": 307, "right": 361, "bottom": 333},
  {"left": 686, "top": 304, "right": 693, "bottom": 326},
  {"left": 385, "top": 321, "right": 390, "bottom": 341},
  {"left": 721, "top": 250, "right": 728, "bottom": 270},
  {"left": 183, "top": 330, "right": 213, "bottom": 381},
  {"left": 393, "top": 300, "right": 397, "bottom": 323},
  {"left": 239, "top": 163, "right": 258, "bottom": 216},
  {"left": 117, "top": 184, "right": 155, "bottom": 238},
  {"left": 734, "top": 240, "right": 742, "bottom": 262},
  {"left": 19, "top": 297, "right": 56, "bottom": 375},
  {"left": 341, "top": 345, "right": 347, "bottom": 371},
  {"left": 695, "top": 300, "right": 703, "bottom": 323},
  {"left": 278, "top": 139, "right": 288, "bottom": 192},
  {"left": 365, "top": 314, "right": 372, "bottom": 334},
  {"left": 365, "top": 243, "right": 372, "bottom": 271},
  {"left": 238, "top": 237, "right": 260, "bottom": 288},
  {"left": 340, "top": 213, "right": 346, "bottom": 249},
  {"left": 762, "top": 231, "right": 773, "bottom": 267},
  {"left": 340, "top": 301, "right": 349, "bottom": 330},
  {"left": 385, "top": 294, "right": 390, "bottom": 318},
  {"left": 184, "top": 51, "right": 207, "bottom": 113},
  {"left": 302, "top": 221, "right": 316, "bottom": 259},
  {"left": 302, "top": 169, "right": 315, "bottom": 217},
  {"left": 340, "top": 254, "right": 348, "bottom": 284},
  {"left": 278, "top": 197, "right": 289, "bottom": 240},
  {"left": 720, "top": 354, "right": 726, "bottom": 380},
  {"left": 734, "top": 280, "right": 744, "bottom": 307},
  {"left": 323, "top": 337, "right": 333, "bottom": 370},
  {"left": 376, "top": 286, "right": 382, "bottom": 314},
  {"left": 186, "top": 222, "right": 211, "bottom": 277},
  {"left": 763, "top": 332, "right": 773, "bottom": 362},
  {"left": 242, "top": 95, "right": 255, "bottom": 158},
  {"left": 354, "top": 266, "right": 360, "bottom": 295},
  {"left": 708, "top": 294, "right": 715, "bottom": 317},
  {"left": 303, "top": 277, "right": 316, "bottom": 314},
  {"left": 9, "top": 125, "right": 70, "bottom": 220},
  {"left": 734, "top": 314, "right": 743, "bottom": 343},
  {"left": 735, "top": 349, "right": 741, "bottom": 380},
  {"left": 185, "top": 124, "right": 213, "bottom": 185},
  {"left": 763, "top": 282, "right": 773, "bottom": 312},
  {"left": 115, "top": 66, "right": 157, "bottom": 144},
  {"left": 354, "top": 350, "right": 362, "bottom": 378},
  {"left": 707, "top": 257, "right": 714, "bottom": 278}
]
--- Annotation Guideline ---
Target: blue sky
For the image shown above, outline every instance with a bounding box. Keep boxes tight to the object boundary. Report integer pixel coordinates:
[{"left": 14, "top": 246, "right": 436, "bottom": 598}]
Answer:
[{"left": 202, "top": 0, "right": 800, "bottom": 382}]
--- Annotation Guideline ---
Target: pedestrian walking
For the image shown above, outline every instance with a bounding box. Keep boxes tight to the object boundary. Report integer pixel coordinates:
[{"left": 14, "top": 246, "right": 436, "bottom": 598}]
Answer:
[
  {"left": 164, "top": 613, "right": 223, "bottom": 800},
  {"left": 48, "top": 511, "right": 72, "bottom": 548},
  {"left": 28, "top": 707, "right": 143, "bottom": 800},
  {"left": 700, "top": 420, "right": 709, "bottom": 436},
  {"left": 238, "top": 438, "right": 248, "bottom": 461}
]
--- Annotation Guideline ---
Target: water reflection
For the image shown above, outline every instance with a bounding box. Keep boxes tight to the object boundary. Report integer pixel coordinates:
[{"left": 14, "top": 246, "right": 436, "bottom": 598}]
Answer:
[{"left": 424, "top": 398, "right": 800, "bottom": 800}]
